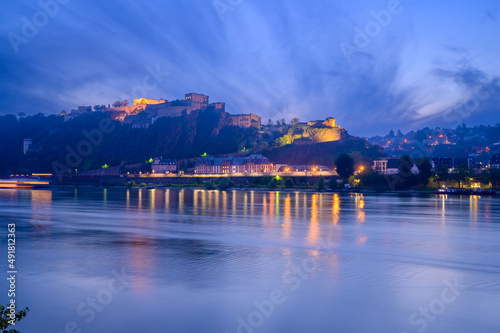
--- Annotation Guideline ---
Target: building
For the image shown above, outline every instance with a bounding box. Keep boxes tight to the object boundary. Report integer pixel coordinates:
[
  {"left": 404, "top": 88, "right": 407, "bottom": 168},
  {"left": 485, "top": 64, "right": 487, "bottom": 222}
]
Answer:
[
  {"left": 23, "top": 138, "right": 32, "bottom": 155},
  {"left": 307, "top": 117, "right": 336, "bottom": 128},
  {"left": 226, "top": 114, "right": 261, "bottom": 129},
  {"left": 276, "top": 165, "right": 330, "bottom": 172},
  {"left": 489, "top": 154, "right": 500, "bottom": 168},
  {"left": 185, "top": 93, "right": 209, "bottom": 106},
  {"left": 373, "top": 158, "right": 399, "bottom": 174},
  {"left": 195, "top": 154, "right": 272, "bottom": 174},
  {"left": 151, "top": 157, "right": 177, "bottom": 173},
  {"left": 374, "top": 157, "right": 420, "bottom": 174}
]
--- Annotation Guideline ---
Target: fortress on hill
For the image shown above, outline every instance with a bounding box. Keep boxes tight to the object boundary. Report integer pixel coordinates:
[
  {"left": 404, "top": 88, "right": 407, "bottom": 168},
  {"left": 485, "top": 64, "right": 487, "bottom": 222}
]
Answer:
[
  {"left": 64, "top": 92, "right": 345, "bottom": 143},
  {"left": 107, "top": 92, "right": 261, "bottom": 130}
]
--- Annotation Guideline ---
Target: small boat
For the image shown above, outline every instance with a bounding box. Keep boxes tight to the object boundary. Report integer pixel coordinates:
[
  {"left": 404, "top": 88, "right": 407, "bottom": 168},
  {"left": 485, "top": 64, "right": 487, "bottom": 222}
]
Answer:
[
  {"left": 434, "top": 188, "right": 496, "bottom": 196},
  {"left": 472, "top": 189, "right": 496, "bottom": 196}
]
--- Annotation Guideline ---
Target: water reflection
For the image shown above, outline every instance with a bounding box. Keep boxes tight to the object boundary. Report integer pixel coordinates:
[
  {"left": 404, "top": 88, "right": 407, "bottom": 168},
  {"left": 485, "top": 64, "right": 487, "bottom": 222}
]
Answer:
[
  {"left": 354, "top": 193, "right": 365, "bottom": 223},
  {"left": 332, "top": 194, "right": 340, "bottom": 225},
  {"left": 307, "top": 194, "right": 319, "bottom": 246},
  {"left": 470, "top": 195, "right": 478, "bottom": 223},
  {"left": 30, "top": 190, "right": 52, "bottom": 238},
  {"left": 282, "top": 194, "right": 291, "bottom": 240}
]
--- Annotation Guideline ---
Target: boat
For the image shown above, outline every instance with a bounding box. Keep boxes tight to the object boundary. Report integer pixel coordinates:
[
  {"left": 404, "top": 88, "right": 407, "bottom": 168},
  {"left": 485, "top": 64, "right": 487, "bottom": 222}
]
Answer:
[
  {"left": 0, "top": 179, "right": 52, "bottom": 189},
  {"left": 434, "top": 188, "right": 496, "bottom": 196}
]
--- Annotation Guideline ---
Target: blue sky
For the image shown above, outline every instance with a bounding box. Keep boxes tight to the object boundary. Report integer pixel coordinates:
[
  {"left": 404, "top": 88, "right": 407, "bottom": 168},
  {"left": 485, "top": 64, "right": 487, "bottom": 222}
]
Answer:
[{"left": 1, "top": 0, "right": 499, "bottom": 136}]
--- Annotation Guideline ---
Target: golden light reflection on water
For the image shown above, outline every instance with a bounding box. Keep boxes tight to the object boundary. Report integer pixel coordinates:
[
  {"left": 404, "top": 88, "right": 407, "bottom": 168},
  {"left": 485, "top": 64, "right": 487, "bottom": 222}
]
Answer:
[
  {"left": 222, "top": 191, "right": 228, "bottom": 216},
  {"left": 30, "top": 190, "right": 52, "bottom": 227},
  {"left": 193, "top": 189, "right": 199, "bottom": 215},
  {"left": 470, "top": 195, "right": 478, "bottom": 223},
  {"left": 283, "top": 194, "right": 291, "bottom": 240},
  {"left": 232, "top": 190, "right": 237, "bottom": 216},
  {"left": 214, "top": 190, "right": 219, "bottom": 212},
  {"left": 295, "top": 192, "right": 299, "bottom": 219},
  {"left": 178, "top": 189, "right": 185, "bottom": 214},
  {"left": 333, "top": 194, "right": 340, "bottom": 225},
  {"left": 138, "top": 189, "right": 143, "bottom": 209},
  {"left": 149, "top": 189, "right": 156, "bottom": 211},
  {"left": 250, "top": 191, "right": 255, "bottom": 215},
  {"left": 355, "top": 194, "right": 365, "bottom": 223},
  {"left": 307, "top": 194, "right": 319, "bottom": 246},
  {"left": 243, "top": 192, "right": 248, "bottom": 216}
]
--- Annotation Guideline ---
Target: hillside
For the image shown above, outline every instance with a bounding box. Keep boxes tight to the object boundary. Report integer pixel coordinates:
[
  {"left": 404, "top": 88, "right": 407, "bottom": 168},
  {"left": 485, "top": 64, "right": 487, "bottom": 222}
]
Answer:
[
  {"left": 263, "top": 136, "right": 385, "bottom": 167},
  {"left": 0, "top": 109, "right": 385, "bottom": 176}
]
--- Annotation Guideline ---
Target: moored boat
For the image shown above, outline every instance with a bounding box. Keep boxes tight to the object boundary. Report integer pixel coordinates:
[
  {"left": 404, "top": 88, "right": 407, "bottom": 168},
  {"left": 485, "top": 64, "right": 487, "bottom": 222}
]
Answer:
[{"left": 434, "top": 188, "right": 496, "bottom": 196}]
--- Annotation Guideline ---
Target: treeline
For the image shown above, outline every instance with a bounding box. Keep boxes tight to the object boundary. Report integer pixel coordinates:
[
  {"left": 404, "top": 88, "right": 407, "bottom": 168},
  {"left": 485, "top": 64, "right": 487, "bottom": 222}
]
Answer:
[{"left": 0, "top": 109, "right": 260, "bottom": 175}]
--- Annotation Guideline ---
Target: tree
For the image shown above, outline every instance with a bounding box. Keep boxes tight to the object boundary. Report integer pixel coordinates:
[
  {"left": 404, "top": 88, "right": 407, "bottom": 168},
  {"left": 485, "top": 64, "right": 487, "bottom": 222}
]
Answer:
[
  {"left": 416, "top": 157, "right": 433, "bottom": 186},
  {"left": 482, "top": 168, "right": 500, "bottom": 188},
  {"left": 204, "top": 180, "right": 215, "bottom": 190},
  {"left": 317, "top": 175, "right": 325, "bottom": 191},
  {"left": 388, "top": 130, "right": 395, "bottom": 138},
  {"left": 290, "top": 118, "right": 299, "bottom": 126},
  {"left": 328, "top": 177, "right": 337, "bottom": 190},
  {"left": 267, "top": 119, "right": 273, "bottom": 126},
  {"left": 122, "top": 99, "right": 129, "bottom": 106},
  {"left": 284, "top": 178, "right": 294, "bottom": 188},
  {"left": 268, "top": 178, "right": 277, "bottom": 189},
  {"left": 0, "top": 304, "right": 29, "bottom": 332},
  {"left": 435, "top": 165, "right": 449, "bottom": 187},
  {"left": 218, "top": 177, "right": 233, "bottom": 190},
  {"left": 281, "top": 118, "right": 286, "bottom": 126},
  {"left": 335, "top": 153, "right": 355, "bottom": 181},
  {"left": 451, "top": 164, "right": 474, "bottom": 188},
  {"left": 112, "top": 100, "right": 122, "bottom": 108},
  {"left": 398, "top": 154, "right": 414, "bottom": 176}
]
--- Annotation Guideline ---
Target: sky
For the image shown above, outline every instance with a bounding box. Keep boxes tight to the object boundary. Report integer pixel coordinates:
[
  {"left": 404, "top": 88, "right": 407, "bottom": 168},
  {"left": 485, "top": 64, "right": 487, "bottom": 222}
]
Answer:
[{"left": 1, "top": 0, "right": 499, "bottom": 136}]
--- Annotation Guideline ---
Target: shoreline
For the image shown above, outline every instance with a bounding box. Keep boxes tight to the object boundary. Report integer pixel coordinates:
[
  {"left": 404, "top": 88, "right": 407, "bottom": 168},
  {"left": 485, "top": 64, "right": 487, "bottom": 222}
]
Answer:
[{"left": 49, "top": 184, "right": 443, "bottom": 195}]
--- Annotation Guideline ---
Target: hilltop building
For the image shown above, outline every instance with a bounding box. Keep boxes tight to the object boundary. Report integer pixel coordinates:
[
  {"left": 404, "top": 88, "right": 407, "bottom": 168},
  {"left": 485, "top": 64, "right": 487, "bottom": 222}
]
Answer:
[
  {"left": 195, "top": 154, "right": 272, "bottom": 174},
  {"left": 307, "top": 117, "right": 336, "bottom": 128}
]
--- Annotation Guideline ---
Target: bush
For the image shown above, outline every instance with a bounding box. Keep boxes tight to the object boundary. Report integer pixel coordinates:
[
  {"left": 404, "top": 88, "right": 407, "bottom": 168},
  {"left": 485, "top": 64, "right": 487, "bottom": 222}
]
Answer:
[
  {"left": 204, "top": 180, "right": 215, "bottom": 190},
  {"left": 284, "top": 178, "right": 294, "bottom": 188},
  {"left": 268, "top": 179, "right": 277, "bottom": 189},
  {"left": 328, "top": 177, "right": 337, "bottom": 189},
  {"left": 218, "top": 178, "right": 234, "bottom": 190},
  {"left": 317, "top": 176, "right": 325, "bottom": 191}
]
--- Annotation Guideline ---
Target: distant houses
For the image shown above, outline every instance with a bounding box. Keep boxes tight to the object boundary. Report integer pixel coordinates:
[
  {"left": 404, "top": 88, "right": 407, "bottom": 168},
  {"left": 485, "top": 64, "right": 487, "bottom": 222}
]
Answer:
[
  {"left": 490, "top": 154, "right": 500, "bottom": 168},
  {"left": 195, "top": 154, "right": 273, "bottom": 174}
]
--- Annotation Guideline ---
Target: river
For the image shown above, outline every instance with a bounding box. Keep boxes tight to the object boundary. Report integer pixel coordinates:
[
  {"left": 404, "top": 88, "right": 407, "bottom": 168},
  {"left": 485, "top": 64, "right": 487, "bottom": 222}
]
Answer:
[{"left": 1, "top": 188, "right": 499, "bottom": 332}]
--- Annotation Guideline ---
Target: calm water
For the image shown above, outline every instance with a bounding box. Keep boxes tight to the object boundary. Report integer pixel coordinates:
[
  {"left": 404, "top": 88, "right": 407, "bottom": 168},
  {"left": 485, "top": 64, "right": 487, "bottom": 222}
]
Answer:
[{"left": 1, "top": 188, "right": 500, "bottom": 333}]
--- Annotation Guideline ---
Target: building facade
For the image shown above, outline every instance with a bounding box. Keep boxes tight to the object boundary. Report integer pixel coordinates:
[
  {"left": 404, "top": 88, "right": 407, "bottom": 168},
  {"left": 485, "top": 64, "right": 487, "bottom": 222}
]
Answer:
[
  {"left": 225, "top": 114, "right": 261, "bottom": 129},
  {"left": 152, "top": 157, "right": 177, "bottom": 173},
  {"left": 185, "top": 93, "right": 209, "bottom": 105},
  {"left": 23, "top": 138, "right": 32, "bottom": 155},
  {"left": 195, "top": 154, "right": 272, "bottom": 174}
]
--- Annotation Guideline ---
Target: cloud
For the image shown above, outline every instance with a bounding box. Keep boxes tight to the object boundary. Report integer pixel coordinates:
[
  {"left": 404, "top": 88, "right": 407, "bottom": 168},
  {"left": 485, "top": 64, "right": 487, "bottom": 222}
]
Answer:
[{"left": 0, "top": 0, "right": 499, "bottom": 136}]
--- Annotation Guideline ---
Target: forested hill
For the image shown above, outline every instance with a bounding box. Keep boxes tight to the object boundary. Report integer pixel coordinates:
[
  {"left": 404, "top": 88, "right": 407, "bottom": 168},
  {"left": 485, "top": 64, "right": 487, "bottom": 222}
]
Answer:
[
  {"left": 0, "top": 109, "right": 259, "bottom": 175},
  {"left": 0, "top": 109, "right": 386, "bottom": 176}
]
